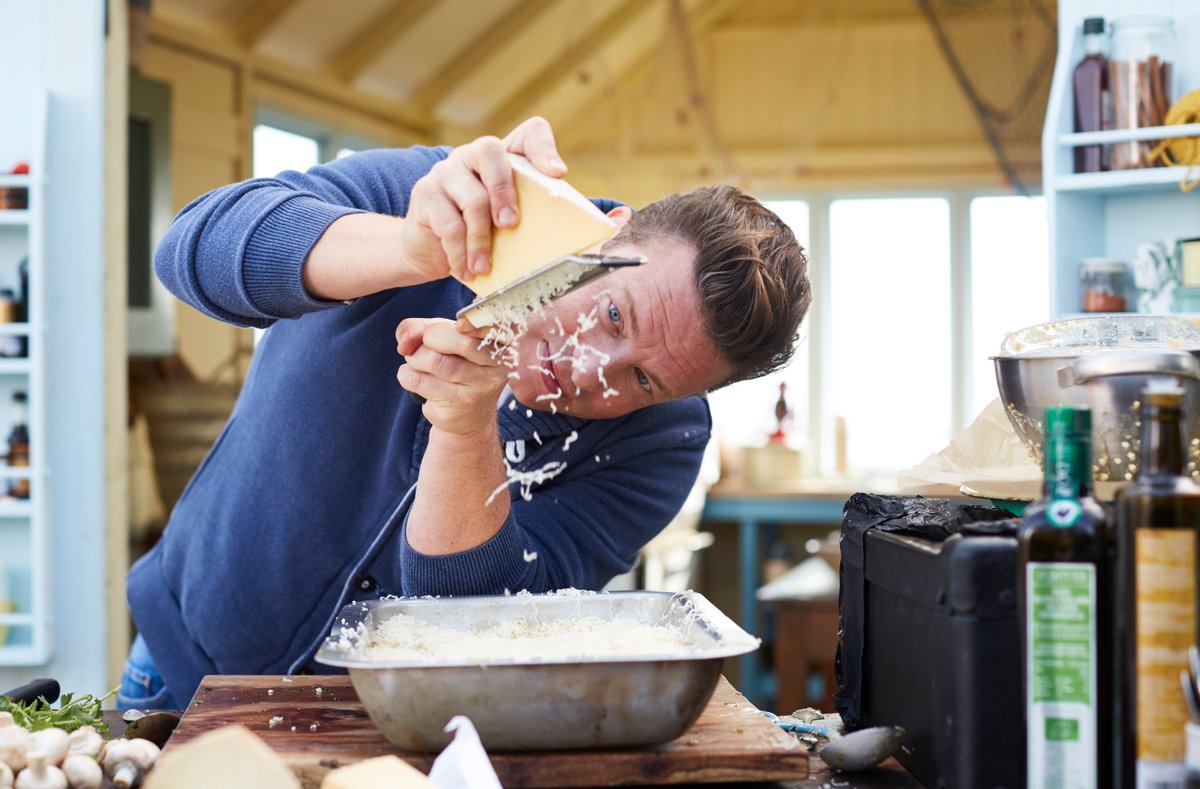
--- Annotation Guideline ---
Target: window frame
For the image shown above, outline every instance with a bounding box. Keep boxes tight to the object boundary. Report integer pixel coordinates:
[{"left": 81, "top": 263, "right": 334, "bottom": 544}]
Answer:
[{"left": 758, "top": 186, "right": 1045, "bottom": 477}]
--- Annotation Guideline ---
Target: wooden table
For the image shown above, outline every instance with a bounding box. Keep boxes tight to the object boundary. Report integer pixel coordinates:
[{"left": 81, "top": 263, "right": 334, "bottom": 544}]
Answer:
[{"left": 102, "top": 673, "right": 923, "bottom": 788}]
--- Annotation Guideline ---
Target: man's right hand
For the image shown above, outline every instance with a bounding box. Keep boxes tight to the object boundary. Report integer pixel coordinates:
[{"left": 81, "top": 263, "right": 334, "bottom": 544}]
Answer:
[{"left": 400, "top": 116, "right": 567, "bottom": 285}]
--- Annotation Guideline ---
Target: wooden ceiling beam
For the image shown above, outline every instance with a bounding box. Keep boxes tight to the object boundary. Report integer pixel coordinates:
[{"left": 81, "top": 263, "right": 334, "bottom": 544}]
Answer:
[
  {"left": 327, "top": 0, "right": 442, "bottom": 84},
  {"left": 408, "top": 0, "right": 558, "bottom": 111},
  {"left": 552, "top": 0, "right": 739, "bottom": 142},
  {"left": 482, "top": 0, "right": 649, "bottom": 133},
  {"left": 232, "top": 0, "right": 304, "bottom": 48},
  {"left": 149, "top": 15, "right": 434, "bottom": 137}
]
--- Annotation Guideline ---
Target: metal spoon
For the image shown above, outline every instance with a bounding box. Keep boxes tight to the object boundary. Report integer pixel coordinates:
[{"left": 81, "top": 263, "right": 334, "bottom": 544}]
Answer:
[{"left": 763, "top": 712, "right": 905, "bottom": 771}]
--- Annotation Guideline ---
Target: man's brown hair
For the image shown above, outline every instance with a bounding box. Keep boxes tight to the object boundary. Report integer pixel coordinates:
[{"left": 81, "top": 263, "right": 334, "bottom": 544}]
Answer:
[{"left": 609, "top": 184, "right": 811, "bottom": 387}]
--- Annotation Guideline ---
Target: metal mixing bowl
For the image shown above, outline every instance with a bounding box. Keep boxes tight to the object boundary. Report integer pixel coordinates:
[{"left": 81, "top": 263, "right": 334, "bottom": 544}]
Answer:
[
  {"left": 314, "top": 590, "right": 759, "bottom": 751},
  {"left": 992, "top": 316, "right": 1200, "bottom": 481}
]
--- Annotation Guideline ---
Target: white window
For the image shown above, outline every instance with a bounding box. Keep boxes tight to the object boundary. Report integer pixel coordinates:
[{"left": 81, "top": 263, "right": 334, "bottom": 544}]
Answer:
[
  {"left": 828, "top": 198, "right": 953, "bottom": 475},
  {"left": 708, "top": 192, "right": 1048, "bottom": 481},
  {"left": 969, "top": 196, "right": 1048, "bottom": 419},
  {"left": 252, "top": 125, "right": 319, "bottom": 178}
]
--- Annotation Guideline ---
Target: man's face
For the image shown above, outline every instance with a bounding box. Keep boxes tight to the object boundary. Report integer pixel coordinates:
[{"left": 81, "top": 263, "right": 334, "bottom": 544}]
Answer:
[{"left": 506, "top": 236, "right": 732, "bottom": 419}]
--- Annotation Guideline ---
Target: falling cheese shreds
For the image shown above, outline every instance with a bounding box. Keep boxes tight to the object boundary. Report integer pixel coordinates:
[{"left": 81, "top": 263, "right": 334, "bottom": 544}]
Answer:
[
  {"left": 526, "top": 409, "right": 533, "bottom": 418},
  {"left": 508, "top": 400, "right": 517, "bottom": 411},
  {"left": 523, "top": 549, "right": 538, "bottom": 562},
  {"left": 562, "top": 431, "right": 578, "bottom": 451},
  {"left": 533, "top": 431, "right": 542, "bottom": 445},
  {"left": 354, "top": 611, "right": 697, "bottom": 663}
]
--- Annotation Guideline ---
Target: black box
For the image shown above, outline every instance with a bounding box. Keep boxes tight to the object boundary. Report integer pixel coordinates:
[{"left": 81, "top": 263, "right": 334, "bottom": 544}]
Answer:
[{"left": 835, "top": 494, "right": 1023, "bottom": 789}]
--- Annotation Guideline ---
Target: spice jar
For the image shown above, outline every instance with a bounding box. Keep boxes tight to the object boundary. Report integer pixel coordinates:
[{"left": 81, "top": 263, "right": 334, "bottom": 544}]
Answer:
[
  {"left": 1081, "top": 258, "right": 1127, "bottom": 312},
  {"left": 1108, "top": 15, "right": 1175, "bottom": 169}
]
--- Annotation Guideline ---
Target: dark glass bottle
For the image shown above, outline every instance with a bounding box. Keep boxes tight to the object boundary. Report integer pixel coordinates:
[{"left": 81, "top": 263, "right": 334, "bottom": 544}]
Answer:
[
  {"left": 1073, "top": 17, "right": 1109, "bottom": 173},
  {"left": 1019, "top": 406, "right": 1111, "bottom": 789},
  {"left": 1116, "top": 385, "right": 1200, "bottom": 788},
  {"left": 7, "top": 390, "right": 29, "bottom": 500}
]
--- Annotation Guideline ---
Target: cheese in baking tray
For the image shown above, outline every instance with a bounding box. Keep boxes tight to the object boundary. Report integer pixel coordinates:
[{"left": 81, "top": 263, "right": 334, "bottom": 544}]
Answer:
[{"left": 458, "top": 154, "right": 618, "bottom": 301}]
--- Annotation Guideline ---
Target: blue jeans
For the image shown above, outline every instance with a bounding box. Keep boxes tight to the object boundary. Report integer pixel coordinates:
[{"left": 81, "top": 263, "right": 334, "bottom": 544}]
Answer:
[{"left": 117, "top": 634, "right": 181, "bottom": 710}]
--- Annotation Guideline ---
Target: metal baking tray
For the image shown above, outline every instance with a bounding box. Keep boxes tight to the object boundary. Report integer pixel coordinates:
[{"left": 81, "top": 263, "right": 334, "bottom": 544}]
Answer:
[{"left": 314, "top": 590, "right": 759, "bottom": 751}]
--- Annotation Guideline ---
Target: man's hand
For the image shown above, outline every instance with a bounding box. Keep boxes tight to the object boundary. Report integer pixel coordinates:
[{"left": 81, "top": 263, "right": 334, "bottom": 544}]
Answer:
[
  {"left": 400, "top": 116, "right": 567, "bottom": 285},
  {"left": 396, "top": 318, "right": 508, "bottom": 435}
]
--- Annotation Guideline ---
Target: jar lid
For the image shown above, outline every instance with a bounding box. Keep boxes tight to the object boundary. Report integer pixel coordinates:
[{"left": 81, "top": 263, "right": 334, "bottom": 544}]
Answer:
[
  {"left": 1082, "top": 17, "right": 1105, "bottom": 35},
  {"left": 1081, "top": 257, "right": 1127, "bottom": 273}
]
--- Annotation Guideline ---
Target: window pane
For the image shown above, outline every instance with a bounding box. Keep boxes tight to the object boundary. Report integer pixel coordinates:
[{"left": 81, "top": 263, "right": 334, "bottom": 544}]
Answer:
[
  {"left": 707, "top": 201, "right": 811, "bottom": 462},
  {"left": 970, "top": 196, "right": 1048, "bottom": 418},
  {"left": 253, "top": 125, "right": 320, "bottom": 178},
  {"left": 829, "top": 198, "right": 951, "bottom": 475}
]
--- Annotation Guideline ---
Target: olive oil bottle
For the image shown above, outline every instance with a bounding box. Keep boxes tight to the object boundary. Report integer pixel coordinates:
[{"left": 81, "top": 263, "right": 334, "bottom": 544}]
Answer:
[
  {"left": 1116, "top": 384, "right": 1200, "bottom": 789},
  {"left": 1020, "top": 406, "right": 1110, "bottom": 789}
]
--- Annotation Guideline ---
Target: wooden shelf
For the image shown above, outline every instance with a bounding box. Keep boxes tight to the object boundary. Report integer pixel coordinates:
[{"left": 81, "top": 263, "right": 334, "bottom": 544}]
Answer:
[
  {"left": 0, "top": 500, "right": 33, "bottom": 518},
  {"left": 1053, "top": 166, "right": 1198, "bottom": 194},
  {"left": 0, "top": 211, "right": 30, "bottom": 226},
  {"left": 1058, "top": 123, "right": 1200, "bottom": 146},
  {"left": 0, "top": 174, "right": 31, "bottom": 188}
]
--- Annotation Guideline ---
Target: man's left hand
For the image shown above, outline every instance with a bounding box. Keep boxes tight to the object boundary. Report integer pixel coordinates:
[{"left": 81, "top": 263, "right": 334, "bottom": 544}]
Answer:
[{"left": 396, "top": 318, "right": 508, "bottom": 435}]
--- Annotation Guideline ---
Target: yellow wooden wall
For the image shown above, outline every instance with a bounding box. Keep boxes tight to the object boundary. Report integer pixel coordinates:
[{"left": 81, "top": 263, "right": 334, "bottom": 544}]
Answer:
[{"left": 142, "top": 11, "right": 1038, "bottom": 378}]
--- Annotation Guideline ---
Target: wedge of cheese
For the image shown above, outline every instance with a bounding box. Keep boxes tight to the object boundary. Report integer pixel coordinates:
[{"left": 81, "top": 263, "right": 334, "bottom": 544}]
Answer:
[
  {"left": 143, "top": 725, "right": 300, "bottom": 789},
  {"left": 320, "top": 755, "right": 434, "bottom": 788},
  {"left": 460, "top": 154, "right": 617, "bottom": 300}
]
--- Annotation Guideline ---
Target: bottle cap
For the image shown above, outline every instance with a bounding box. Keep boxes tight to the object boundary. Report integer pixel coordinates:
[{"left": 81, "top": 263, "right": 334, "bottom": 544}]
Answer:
[
  {"left": 1044, "top": 405, "right": 1092, "bottom": 437},
  {"left": 1082, "top": 17, "right": 1105, "bottom": 34},
  {"left": 12, "top": 391, "right": 26, "bottom": 404}
]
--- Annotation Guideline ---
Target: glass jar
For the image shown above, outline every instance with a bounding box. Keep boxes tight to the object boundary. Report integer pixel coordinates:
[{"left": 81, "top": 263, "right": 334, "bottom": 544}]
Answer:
[
  {"left": 1108, "top": 15, "right": 1175, "bottom": 169},
  {"left": 1081, "top": 258, "right": 1127, "bottom": 312}
]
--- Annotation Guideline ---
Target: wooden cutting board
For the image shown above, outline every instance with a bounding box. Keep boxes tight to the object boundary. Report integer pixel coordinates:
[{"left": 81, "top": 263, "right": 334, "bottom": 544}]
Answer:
[{"left": 166, "top": 675, "right": 808, "bottom": 787}]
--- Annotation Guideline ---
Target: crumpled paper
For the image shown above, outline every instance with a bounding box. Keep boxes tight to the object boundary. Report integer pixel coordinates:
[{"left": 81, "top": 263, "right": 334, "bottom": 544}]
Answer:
[
  {"left": 896, "top": 398, "right": 1042, "bottom": 501},
  {"left": 428, "top": 716, "right": 503, "bottom": 789}
]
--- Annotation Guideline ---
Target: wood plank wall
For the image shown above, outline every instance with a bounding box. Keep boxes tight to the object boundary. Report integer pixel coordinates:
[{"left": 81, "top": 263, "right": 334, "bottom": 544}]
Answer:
[{"left": 142, "top": 10, "right": 1037, "bottom": 379}]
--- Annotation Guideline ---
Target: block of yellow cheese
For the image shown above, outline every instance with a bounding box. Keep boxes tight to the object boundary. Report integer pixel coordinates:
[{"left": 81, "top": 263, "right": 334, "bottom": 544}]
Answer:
[
  {"left": 143, "top": 725, "right": 301, "bottom": 789},
  {"left": 460, "top": 154, "right": 618, "bottom": 301},
  {"left": 320, "top": 755, "right": 434, "bottom": 788}
]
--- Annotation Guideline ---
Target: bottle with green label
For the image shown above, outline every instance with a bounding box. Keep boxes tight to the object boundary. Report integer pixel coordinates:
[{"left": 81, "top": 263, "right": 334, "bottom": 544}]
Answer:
[
  {"left": 1019, "top": 405, "right": 1111, "bottom": 789},
  {"left": 1116, "top": 383, "right": 1200, "bottom": 789}
]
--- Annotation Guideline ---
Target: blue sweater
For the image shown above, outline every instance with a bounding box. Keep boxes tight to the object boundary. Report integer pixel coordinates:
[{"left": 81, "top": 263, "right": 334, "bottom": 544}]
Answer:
[{"left": 126, "top": 146, "right": 711, "bottom": 702}]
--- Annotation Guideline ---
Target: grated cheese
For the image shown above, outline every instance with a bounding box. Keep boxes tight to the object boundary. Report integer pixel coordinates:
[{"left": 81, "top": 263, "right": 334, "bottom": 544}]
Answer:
[{"left": 353, "top": 611, "right": 696, "bottom": 663}]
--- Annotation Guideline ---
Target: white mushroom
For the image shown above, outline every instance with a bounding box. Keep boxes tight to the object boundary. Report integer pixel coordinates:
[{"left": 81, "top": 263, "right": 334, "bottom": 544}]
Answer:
[
  {"left": 0, "top": 725, "right": 30, "bottom": 773},
  {"left": 13, "top": 750, "right": 66, "bottom": 789},
  {"left": 60, "top": 755, "right": 102, "bottom": 789},
  {"left": 27, "top": 730, "right": 68, "bottom": 767},
  {"left": 65, "top": 729, "right": 102, "bottom": 761},
  {"left": 0, "top": 761, "right": 13, "bottom": 789},
  {"left": 101, "top": 738, "right": 160, "bottom": 789}
]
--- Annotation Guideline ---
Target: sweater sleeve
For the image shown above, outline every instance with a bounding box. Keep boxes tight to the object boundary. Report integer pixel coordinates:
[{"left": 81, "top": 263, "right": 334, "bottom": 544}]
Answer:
[
  {"left": 154, "top": 146, "right": 452, "bottom": 328},
  {"left": 398, "top": 397, "right": 712, "bottom": 595}
]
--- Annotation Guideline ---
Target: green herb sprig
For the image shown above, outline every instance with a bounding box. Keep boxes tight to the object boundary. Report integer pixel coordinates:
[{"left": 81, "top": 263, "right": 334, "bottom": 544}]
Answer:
[{"left": 0, "top": 686, "right": 119, "bottom": 733}]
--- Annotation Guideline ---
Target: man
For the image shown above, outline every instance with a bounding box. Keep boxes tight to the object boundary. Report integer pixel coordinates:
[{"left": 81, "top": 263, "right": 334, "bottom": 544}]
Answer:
[{"left": 122, "top": 117, "right": 810, "bottom": 708}]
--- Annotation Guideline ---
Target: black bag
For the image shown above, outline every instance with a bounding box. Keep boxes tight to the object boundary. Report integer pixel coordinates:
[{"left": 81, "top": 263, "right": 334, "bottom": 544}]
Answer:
[{"left": 834, "top": 493, "right": 1023, "bottom": 789}]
